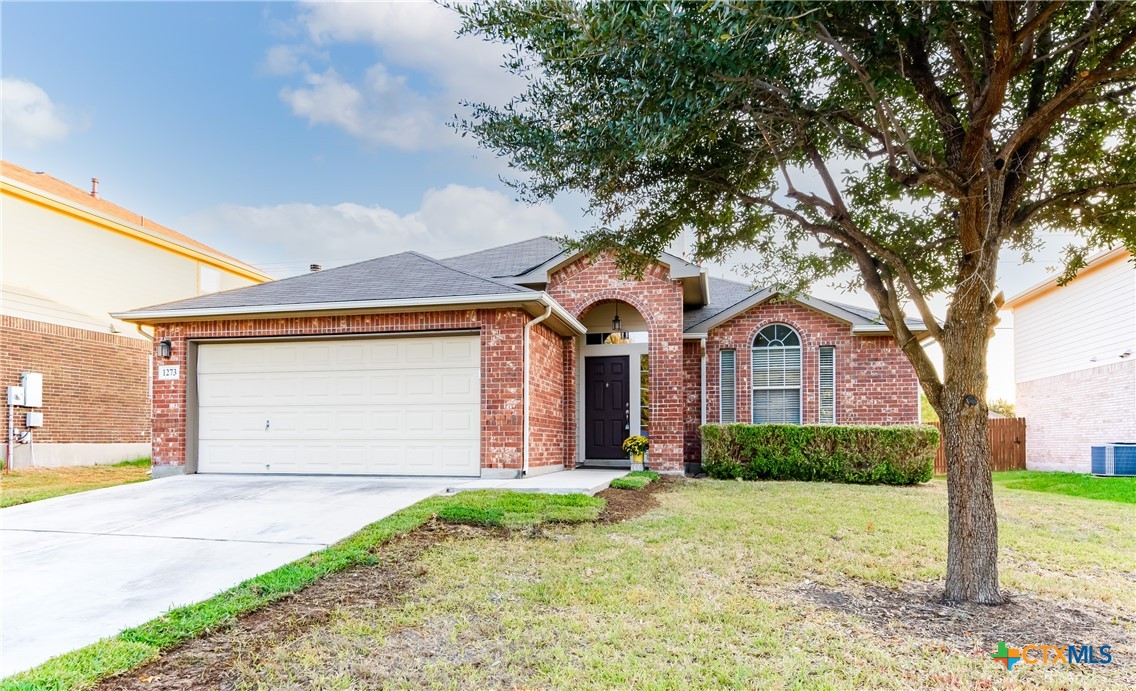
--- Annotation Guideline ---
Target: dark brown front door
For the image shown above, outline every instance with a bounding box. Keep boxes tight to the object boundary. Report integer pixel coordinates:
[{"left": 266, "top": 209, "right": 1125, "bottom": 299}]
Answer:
[{"left": 585, "top": 355, "right": 630, "bottom": 459}]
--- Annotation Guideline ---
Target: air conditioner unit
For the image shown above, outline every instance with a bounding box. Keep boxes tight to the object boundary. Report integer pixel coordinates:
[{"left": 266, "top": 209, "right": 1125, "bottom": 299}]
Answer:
[{"left": 1090, "top": 443, "right": 1136, "bottom": 477}]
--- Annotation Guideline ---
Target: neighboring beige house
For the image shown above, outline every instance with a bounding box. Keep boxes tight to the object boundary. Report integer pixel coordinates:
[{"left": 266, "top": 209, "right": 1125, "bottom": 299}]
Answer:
[
  {"left": 1, "top": 161, "right": 271, "bottom": 467},
  {"left": 1005, "top": 247, "right": 1136, "bottom": 472}
]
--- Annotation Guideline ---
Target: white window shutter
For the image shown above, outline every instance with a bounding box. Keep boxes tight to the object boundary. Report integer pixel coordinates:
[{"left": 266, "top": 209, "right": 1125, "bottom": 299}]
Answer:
[
  {"left": 819, "top": 346, "right": 836, "bottom": 424},
  {"left": 720, "top": 349, "right": 736, "bottom": 423}
]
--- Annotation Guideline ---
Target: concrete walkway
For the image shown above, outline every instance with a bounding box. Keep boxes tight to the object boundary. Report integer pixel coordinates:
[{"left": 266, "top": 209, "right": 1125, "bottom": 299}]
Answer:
[
  {"left": 0, "top": 475, "right": 452, "bottom": 677},
  {"left": 446, "top": 468, "right": 629, "bottom": 495}
]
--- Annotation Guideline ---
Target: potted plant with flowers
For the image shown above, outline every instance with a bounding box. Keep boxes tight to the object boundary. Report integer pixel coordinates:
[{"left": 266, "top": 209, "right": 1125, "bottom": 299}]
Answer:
[{"left": 622, "top": 435, "right": 649, "bottom": 471}]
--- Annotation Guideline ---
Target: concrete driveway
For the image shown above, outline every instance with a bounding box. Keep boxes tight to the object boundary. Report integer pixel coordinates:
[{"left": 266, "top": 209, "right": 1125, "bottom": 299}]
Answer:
[{"left": 0, "top": 474, "right": 451, "bottom": 677}]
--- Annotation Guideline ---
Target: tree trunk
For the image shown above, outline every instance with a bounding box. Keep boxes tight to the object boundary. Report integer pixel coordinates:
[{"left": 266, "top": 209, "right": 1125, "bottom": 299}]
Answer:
[{"left": 937, "top": 285, "right": 1004, "bottom": 605}]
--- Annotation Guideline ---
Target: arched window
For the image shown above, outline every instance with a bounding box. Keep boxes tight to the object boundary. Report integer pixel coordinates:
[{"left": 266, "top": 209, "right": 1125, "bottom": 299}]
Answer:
[{"left": 752, "top": 324, "right": 802, "bottom": 424}]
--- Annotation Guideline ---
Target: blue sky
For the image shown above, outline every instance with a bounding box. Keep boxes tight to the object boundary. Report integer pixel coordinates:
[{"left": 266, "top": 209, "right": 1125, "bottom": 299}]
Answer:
[
  {"left": 2, "top": 1, "right": 579, "bottom": 273},
  {"left": 4, "top": 0, "right": 1084, "bottom": 399}
]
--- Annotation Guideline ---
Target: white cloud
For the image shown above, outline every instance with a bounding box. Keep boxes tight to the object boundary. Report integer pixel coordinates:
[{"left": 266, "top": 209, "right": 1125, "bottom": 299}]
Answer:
[
  {"left": 181, "top": 184, "right": 568, "bottom": 275},
  {"left": 298, "top": 1, "right": 520, "bottom": 103},
  {"left": 268, "top": 1, "right": 521, "bottom": 149},
  {"left": 1, "top": 78, "right": 79, "bottom": 148},
  {"left": 279, "top": 65, "right": 440, "bottom": 149}
]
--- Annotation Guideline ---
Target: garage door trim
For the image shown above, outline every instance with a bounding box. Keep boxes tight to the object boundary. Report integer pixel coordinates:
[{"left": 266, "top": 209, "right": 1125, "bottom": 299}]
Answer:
[{"left": 185, "top": 330, "right": 481, "bottom": 476}]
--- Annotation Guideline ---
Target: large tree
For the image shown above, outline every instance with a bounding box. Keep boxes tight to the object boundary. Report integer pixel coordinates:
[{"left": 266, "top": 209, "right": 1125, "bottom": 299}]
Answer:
[{"left": 455, "top": 0, "right": 1136, "bottom": 603}]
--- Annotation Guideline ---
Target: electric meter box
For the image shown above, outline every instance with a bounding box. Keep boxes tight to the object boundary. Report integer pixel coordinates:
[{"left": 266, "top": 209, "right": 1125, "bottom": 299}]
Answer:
[
  {"left": 7, "top": 386, "right": 25, "bottom": 406},
  {"left": 26, "top": 411, "right": 43, "bottom": 427},
  {"left": 21, "top": 372, "right": 43, "bottom": 407}
]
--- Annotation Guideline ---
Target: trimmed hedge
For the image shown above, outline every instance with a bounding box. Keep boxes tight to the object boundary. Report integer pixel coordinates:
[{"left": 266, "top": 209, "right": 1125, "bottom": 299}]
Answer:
[{"left": 700, "top": 423, "right": 937, "bottom": 485}]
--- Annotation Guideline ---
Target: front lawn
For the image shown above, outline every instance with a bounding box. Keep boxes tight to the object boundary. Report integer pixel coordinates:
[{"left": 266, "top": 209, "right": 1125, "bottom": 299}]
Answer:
[
  {"left": 48, "top": 477, "right": 1134, "bottom": 690},
  {"left": 4, "top": 490, "right": 605, "bottom": 690},
  {"left": 993, "top": 470, "right": 1136, "bottom": 504},
  {"left": 0, "top": 459, "right": 150, "bottom": 508}
]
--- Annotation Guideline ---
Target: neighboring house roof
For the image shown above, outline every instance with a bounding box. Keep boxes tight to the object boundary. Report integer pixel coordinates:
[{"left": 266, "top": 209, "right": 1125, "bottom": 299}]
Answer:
[
  {"left": 116, "top": 236, "right": 927, "bottom": 338},
  {"left": 1, "top": 284, "right": 118, "bottom": 334},
  {"left": 1, "top": 160, "right": 270, "bottom": 281},
  {"left": 1004, "top": 246, "right": 1133, "bottom": 310}
]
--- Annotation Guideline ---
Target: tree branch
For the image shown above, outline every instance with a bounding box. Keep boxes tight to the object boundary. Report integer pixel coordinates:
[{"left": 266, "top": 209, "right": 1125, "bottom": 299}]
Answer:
[
  {"left": 1000, "top": 23, "right": 1136, "bottom": 163},
  {"left": 1012, "top": 182, "right": 1136, "bottom": 226}
]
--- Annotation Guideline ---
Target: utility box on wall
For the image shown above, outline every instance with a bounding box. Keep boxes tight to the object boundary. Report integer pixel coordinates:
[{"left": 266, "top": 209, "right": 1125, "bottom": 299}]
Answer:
[{"left": 21, "top": 372, "right": 43, "bottom": 408}]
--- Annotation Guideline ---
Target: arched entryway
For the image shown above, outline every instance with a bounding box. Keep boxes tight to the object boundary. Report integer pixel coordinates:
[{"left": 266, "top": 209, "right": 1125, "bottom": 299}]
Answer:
[{"left": 576, "top": 300, "right": 650, "bottom": 466}]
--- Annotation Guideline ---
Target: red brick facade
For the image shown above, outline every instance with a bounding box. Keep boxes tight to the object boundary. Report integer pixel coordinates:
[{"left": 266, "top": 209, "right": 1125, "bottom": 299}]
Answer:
[
  {"left": 547, "top": 253, "right": 687, "bottom": 473},
  {"left": 682, "top": 341, "right": 704, "bottom": 462},
  {"left": 527, "top": 321, "right": 571, "bottom": 470},
  {"left": 1, "top": 315, "right": 151, "bottom": 448},
  {"left": 142, "top": 253, "right": 919, "bottom": 477},
  {"left": 150, "top": 308, "right": 574, "bottom": 475},
  {"left": 701, "top": 300, "right": 919, "bottom": 422}
]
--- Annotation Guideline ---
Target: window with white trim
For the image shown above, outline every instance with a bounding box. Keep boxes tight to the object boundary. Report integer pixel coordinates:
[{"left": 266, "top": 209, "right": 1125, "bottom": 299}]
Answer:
[
  {"left": 752, "top": 324, "right": 801, "bottom": 424},
  {"left": 818, "top": 345, "right": 836, "bottom": 424},
  {"left": 720, "top": 349, "right": 736, "bottom": 422}
]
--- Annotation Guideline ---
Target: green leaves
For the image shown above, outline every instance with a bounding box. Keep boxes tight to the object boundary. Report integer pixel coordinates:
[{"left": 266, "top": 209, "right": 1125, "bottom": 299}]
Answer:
[{"left": 455, "top": 0, "right": 1135, "bottom": 338}]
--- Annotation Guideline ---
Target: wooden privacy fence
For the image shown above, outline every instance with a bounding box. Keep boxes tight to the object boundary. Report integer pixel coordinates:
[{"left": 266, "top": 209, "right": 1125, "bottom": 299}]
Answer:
[{"left": 930, "top": 418, "right": 1027, "bottom": 475}]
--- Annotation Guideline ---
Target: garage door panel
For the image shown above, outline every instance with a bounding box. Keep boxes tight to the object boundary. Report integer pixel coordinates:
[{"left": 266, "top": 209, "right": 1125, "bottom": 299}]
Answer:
[
  {"left": 199, "top": 439, "right": 478, "bottom": 476},
  {"left": 199, "top": 338, "right": 480, "bottom": 374},
  {"left": 199, "top": 371, "right": 477, "bottom": 407},
  {"left": 198, "top": 405, "right": 477, "bottom": 439},
  {"left": 197, "top": 335, "right": 480, "bottom": 476}
]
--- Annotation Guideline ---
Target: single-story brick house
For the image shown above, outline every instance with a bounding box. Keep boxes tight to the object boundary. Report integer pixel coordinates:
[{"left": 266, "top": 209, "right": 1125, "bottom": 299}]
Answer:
[{"left": 115, "top": 237, "right": 926, "bottom": 478}]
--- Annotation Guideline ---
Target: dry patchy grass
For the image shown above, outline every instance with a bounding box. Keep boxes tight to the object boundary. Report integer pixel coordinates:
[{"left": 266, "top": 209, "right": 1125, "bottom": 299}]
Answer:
[
  {"left": 0, "top": 460, "right": 149, "bottom": 508},
  {"left": 104, "top": 478, "right": 1133, "bottom": 690}
]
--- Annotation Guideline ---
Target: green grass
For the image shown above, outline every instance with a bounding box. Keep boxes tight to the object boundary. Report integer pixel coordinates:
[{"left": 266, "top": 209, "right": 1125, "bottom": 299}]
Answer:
[
  {"left": 9, "top": 480, "right": 1135, "bottom": 689},
  {"left": 2, "top": 490, "right": 603, "bottom": 690},
  {"left": 231, "top": 480, "right": 1133, "bottom": 690},
  {"left": 0, "top": 459, "right": 151, "bottom": 508},
  {"left": 609, "top": 469, "right": 660, "bottom": 490},
  {"left": 110, "top": 458, "right": 152, "bottom": 468},
  {"left": 993, "top": 470, "right": 1136, "bottom": 504}
]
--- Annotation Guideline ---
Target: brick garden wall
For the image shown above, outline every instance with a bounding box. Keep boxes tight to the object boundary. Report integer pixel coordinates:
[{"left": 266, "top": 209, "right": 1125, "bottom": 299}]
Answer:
[
  {"left": 548, "top": 253, "right": 686, "bottom": 472},
  {"left": 704, "top": 300, "right": 919, "bottom": 426},
  {"left": 1, "top": 315, "right": 150, "bottom": 447},
  {"left": 151, "top": 309, "right": 530, "bottom": 474}
]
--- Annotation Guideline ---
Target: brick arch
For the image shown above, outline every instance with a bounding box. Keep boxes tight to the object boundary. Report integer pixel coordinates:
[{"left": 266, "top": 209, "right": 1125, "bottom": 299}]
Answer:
[
  {"left": 546, "top": 253, "right": 686, "bottom": 472},
  {"left": 572, "top": 291, "right": 659, "bottom": 333},
  {"left": 745, "top": 317, "right": 813, "bottom": 352}
]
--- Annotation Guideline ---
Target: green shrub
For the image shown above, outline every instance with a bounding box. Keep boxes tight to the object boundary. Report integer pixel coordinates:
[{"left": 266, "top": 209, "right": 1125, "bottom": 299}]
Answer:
[{"left": 700, "top": 423, "right": 937, "bottom": 485}]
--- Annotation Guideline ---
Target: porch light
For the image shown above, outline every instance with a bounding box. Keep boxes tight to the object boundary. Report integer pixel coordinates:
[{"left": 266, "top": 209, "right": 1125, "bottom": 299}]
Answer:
[
  {"left": 159, "top": 339, "right": 172, "bottom": 358},
  {"left": 611, "top": 303, "right": 622, "bottom": 333}
]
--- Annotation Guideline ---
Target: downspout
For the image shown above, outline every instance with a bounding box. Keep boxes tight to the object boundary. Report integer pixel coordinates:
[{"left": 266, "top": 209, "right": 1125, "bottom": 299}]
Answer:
[
  {"left": 522, "top": 304, "right": 554, "bottom": 477},
  {"left": 700, "top": 338, "right": 707, "bottom": 428}
]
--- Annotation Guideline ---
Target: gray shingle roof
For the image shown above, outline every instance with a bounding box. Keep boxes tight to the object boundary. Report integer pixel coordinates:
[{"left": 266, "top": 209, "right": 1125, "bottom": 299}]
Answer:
[
  {"left": 683, "top": 277, "right": 925, "bottom": 332},
  {"left": 812, "top": 297, "right": 927, "bottom": 330},
  {"left": 120, "top": 251, "right": 531, "bottom": 314},
  {"left": 683, "top": 277, "right": 766, "bottom": 331},
  {"left": 443, "top": 236, "right": 565, "bottom": 278}
]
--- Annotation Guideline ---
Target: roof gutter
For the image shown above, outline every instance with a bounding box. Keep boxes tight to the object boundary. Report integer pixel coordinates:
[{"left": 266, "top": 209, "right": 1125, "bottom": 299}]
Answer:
[{"left": 112, "top": 291, "right": 587, "bottom": 336}]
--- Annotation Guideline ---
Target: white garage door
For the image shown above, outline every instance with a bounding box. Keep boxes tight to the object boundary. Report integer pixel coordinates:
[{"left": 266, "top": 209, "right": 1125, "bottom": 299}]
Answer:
[{"left": 196, "top": 335, "right": 481, "bottom": 476}]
